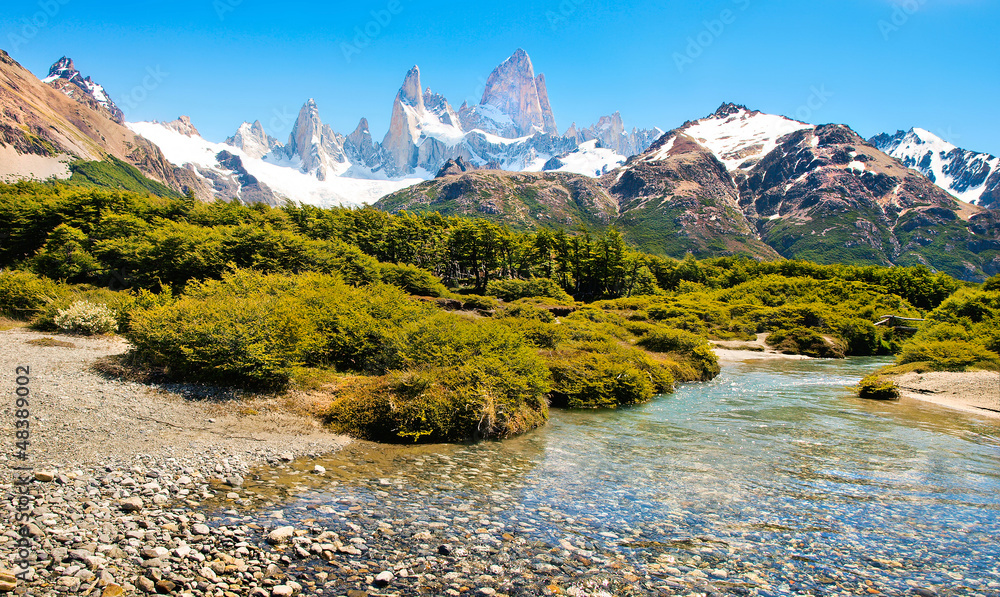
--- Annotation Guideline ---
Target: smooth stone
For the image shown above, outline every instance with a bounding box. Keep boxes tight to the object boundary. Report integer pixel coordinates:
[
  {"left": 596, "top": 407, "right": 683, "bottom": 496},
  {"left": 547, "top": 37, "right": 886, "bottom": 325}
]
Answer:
[
  {"left": 374, "top": 571, "right": 394, "bottom": 587},
  {"left": 119, "top": 497, "right": 143, "bottom": 512},
  {"left": 267, "top": 526, "right": 295, "bottom": 545},
  {"left": 136, "top": 576, "right": 155, "bottom": 592},
  {"left": 192, "top": 523, "right": 211, "bottom": 536}
]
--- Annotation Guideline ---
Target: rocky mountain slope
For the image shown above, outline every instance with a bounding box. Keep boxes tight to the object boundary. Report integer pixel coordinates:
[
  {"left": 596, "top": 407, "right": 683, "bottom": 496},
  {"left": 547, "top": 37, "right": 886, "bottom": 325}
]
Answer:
[
  {"left": 871, "top": 128, "right": 1000, "bottom": 209},
  {"left": 380, "top": 104, "right": 1000, "bottom": 280},
  {"left": 42, "top": 56, "right": 125, "bottom": 124},
  {"left": 378, "top": 163, "right": 618, "bottom": 231},
  {"left": 0, "top": 51, "right": 206, "bottom": 197}
]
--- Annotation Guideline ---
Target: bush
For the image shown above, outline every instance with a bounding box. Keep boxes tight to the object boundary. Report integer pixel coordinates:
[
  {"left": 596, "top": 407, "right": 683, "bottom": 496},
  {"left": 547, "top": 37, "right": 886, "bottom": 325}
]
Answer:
[
  {"left": 544, "top": 342, "right": 674, "bottom": 408},
  {"left": 856, "top": 374, "right": 900, "bottom": 400},
  {"left": 496, "top": 302, "right": 555, "bottom": 323},
  {"left": 636, "top": 327, "right": 720, "bottom": 381},
  {"left": 898, "top": 339, "right": 999, "bottom": 372},
  {"left": 379, "top": 263, "right": 448, "bottom": 297},
  {"left": 766, "top": 327, "right": 845, "bottom": 358},
  {"left": 459, "top": 294, "right": 498, "bottom": 311},
  {"left": 54, "top": 300, "right": 118, "bottom": 335},
  {"left": 636, "top": 327, "right": 706, "bottom": 353},
  {"left": 326, "top": 314, "right": 551, "bottom": 442},
  {"left": 485, "top": 277, "right": 572, "bottom": 303},
  {"left": 983, "top": 274, "right": 1000, "bottom": 292},
  {"left": 126, "top": 271, "right": 337, "bottom": 388},
  {"left": 836, "top": 318, "right": 880, "bottom": 356},
  {"left": 0, "top": 271, "right": 61, "bottom": 319},
  {"left": 547, "top": 351, "right": 652, "bottom": 409}
]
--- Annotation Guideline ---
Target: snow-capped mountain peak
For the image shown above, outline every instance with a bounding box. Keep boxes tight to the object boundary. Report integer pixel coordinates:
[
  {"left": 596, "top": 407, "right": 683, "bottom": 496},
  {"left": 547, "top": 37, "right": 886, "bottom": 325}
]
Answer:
[
  {"left": 42, "top": 56, "right": 125, "bottom": 124},
  {"left": 225, "top": 120, "right": 282, "bottom": 160},
  {"left": 681, "top": 103, "right": 813, "bottom": 172},
  {"left": 130, "top": 118, "right": 423, "bottom": 207},
  {"left": 459, "top": 48, "right": 558, "bottom": 138},
  {"left": 871, "top": 128, "right": 1000, "bottom": 207},
  {"left": 126, "top": 49, "right": 660, "bottom": 206}
]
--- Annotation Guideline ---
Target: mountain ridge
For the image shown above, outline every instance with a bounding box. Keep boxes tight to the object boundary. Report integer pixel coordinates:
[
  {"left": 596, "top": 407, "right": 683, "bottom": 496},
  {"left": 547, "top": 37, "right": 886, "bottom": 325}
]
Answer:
[
  {"left": 870, "top": 128, "right": 1000, "bottom": 209},
  {"left": 379, "top": 104, "right": 1000, "bottom": 281}
]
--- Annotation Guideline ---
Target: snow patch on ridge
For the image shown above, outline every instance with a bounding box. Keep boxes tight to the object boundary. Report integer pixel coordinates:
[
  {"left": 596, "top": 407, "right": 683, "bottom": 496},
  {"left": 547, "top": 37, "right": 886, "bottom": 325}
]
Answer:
[{"left": 685, "top": 109, "right": 812, "bottom": 172}]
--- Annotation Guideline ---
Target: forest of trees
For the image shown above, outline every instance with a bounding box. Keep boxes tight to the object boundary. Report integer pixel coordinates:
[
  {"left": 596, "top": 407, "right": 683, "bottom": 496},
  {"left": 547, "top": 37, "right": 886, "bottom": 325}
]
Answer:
[{"left": 1, "top": 181, "right": 996, "bottom": 442}]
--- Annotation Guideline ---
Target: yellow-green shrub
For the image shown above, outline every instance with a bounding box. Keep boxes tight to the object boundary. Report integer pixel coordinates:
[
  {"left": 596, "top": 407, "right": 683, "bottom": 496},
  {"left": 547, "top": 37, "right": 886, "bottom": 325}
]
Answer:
[
  {"left": 898, "top": 340, "right": 999, "bottom": 372},
  {"left": 485, "top": 277, "right": 572, "bottom": 303},
  {"left": 0, "top": 271, "right": 61, "bottom": 319},
  {"left": 327, "top": 314, "right": 551, "bottom": 442},
  {"left": 856, "top": 375, "right": 900, "bottom": 400},
  {"left": 379, "top": 262, "right": 448, "bottom": 297},
  {"left": 128, "top": 273, "right": 326, "bottom": 388}
]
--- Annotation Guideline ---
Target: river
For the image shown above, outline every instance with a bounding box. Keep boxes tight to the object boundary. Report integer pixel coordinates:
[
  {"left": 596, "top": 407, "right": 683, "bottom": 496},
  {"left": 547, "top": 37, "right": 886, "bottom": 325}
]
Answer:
[{"left": 229, "top": 357, "right": 1000, "bottom": 596}]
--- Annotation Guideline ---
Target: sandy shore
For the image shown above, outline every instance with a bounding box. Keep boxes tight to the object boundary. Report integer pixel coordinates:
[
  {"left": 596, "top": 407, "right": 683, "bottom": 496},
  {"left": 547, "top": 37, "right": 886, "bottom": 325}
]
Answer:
[
  {"left": 711, "top": 333, "right": 812, "bottom": 364},
  {"left": 890, "top": 370, "right": 1000, "bottom": 419}
]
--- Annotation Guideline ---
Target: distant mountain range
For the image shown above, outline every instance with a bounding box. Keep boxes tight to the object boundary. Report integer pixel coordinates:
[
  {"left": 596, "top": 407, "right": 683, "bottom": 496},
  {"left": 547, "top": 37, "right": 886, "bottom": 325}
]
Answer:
[
  {"left": 870, "top": 129, "right": 1000, "bottom": 209},
  {"left": 1, "top": 46, "right": 999, "bottom": 280},
  {"left": 380, "top": 104, "right": 1000, "bottom": 281}
]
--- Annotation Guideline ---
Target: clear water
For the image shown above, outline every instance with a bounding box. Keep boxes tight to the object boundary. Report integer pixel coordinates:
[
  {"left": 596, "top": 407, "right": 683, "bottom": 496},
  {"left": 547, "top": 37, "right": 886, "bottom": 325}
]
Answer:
[{"left": 244, "top": 357, "right": 1000, "bottom": 596}]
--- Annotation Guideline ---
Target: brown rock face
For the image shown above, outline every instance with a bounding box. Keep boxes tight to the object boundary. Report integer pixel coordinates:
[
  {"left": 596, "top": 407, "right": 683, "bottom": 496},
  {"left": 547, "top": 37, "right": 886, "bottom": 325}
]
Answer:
[
  {"left": 163, "top": 116, "right": 200, "bottom": 138},
  {"left": 0, "top": 49, "right": 200, "bottom": 196},
  {"left": 381, "top": 66, "right": 424, "bottom": 176},
  {"left": 534, "top": 73, "right": 558, "bottom": 136},
  {"left": 345, "top": 117, "right": 381, "bottom": 168},
  {"left": 604, "top": 132, "right": 777, "bottom": 259},
  {"left": 43, "top": 56, "right": 125, "bottom": 124}
]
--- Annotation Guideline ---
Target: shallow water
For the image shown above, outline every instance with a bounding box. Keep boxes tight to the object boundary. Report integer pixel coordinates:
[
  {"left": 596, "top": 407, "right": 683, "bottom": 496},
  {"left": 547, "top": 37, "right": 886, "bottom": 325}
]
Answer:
[{"left": 238, "top": 357, "right": 1000, "bottom": 595}]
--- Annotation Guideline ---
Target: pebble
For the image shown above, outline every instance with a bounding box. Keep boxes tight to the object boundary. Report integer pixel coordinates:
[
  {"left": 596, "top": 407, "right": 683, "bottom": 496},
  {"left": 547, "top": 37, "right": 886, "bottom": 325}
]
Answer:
[
  {"left": 119, "top": 496, "right": 143, "bottom": 512},
  {"left": 374, "top": 570, "right": 394, "bottom": 587},
  {"left": 267, "top": 526, "right": 296, "bottom": 544}
]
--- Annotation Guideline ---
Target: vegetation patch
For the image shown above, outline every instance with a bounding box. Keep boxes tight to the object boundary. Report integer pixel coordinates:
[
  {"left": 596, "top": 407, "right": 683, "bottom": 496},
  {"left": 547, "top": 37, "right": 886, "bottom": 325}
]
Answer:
[
  {"left": 856, "top": 374, "right": 901, "bottom": 401},
  {"left": 26, "top": 337, "right": 77, "bottom": 348}
]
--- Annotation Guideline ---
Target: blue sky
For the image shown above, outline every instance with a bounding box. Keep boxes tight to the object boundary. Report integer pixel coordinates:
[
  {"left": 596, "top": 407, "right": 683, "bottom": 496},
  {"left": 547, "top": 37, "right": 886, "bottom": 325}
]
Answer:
[{"left": 3, "top": 0, "right": 998, "bottom": 155}]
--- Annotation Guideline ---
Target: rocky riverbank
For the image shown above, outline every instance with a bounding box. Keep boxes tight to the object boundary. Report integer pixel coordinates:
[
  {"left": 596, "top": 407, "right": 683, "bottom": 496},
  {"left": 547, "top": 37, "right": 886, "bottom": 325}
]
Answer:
[{"left": 0, "top": 328, "right": 353, "bottom": 595}]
